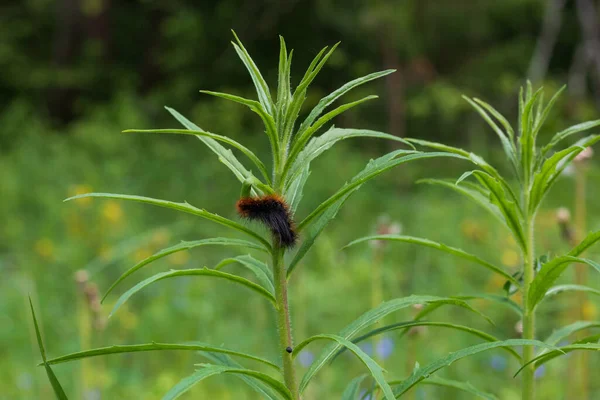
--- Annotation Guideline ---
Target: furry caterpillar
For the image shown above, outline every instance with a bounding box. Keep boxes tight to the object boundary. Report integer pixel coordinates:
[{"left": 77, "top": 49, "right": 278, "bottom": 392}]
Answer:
[{"left": 236, "top": 195, "right": 298, "bottom": 248}]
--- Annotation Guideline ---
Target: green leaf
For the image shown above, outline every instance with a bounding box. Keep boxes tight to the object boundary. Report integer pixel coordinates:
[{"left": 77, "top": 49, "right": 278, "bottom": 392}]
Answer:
[
  {"left": 214, "top": 254, "right": 274, "bottom": 294},
  {"left": 529, "top": 256, "right": 600, "bottom": 310},
  {"left": 514, "top": 341, "right": 600, "bottom": 377},
  {"left": 298, "top": 151, "right": 462, "bottom": 231},
  {"left": 392, "top": 339, "right": 560, "bottom": 397},
  {"left": 44, "top": 342, "right": 278, "bottom": 370},
  {"left": 347, "top": 321, "right": 520, "bottom": 361},
  {"left": 165, "top": 364, "right": 291, "bottom": 400},
  {"left": 200, "top": 352, "right": 280, "bottom": 400},
  {"left": 123, "top": 128, "right": 270, "bottom": 184},
  {"left": 294, "top": 334, "right": 395, "bottom": 400},
  {"left": 64, "top": 193, "right": 270, "bottom": 249},
  {"left": 298, "top": 295, "right": 490, "bottom": 393},
  {"left": 532, "top": 85, "right": 565, "bottom": 142},
  {"left": 287, "top": 193, "right": 351, "bottom": 278},
  {"left": 276, "top": 36, "right": 291, "bottom": 118},
  {"left": 29, "top": 297, "right": 69, "bottom": 400},
  {"left": 164, "top": 106, "right": 260, "bottom": 193},
  {"left": 453, "top": 294, "right": 523, "bottom": 316},
  {"left": 414, "top": 375, "right": 499, "bottom": 400},
  {"left": 570, "top": 230, "right": 600, "bottom": 256},
  {"left": 231, "top": 31, "right": 274, "bottom": 115},
  {"left": 417, "top": 179, "right": 506, "bottom": 225},
  {"left": 287, "top": 96, "right": 380, "bottom": 165},
  {"left": 544, "top": 321, "right": 600, "bottom": 347},
  {"left": 344, "top": 235, "right": 518, "bottom": 286},
  {"left": 282, "top": 43, "right": 339, "bottom": 144},
  {"left": 542, "top": 284, "right": 600, "bottom": 303},
  {"left": 472, "top": 171, "right": 526, "bottom": 251},
  {"left": 518, "top": 87, "right": 543, "bottom": 181},
  {"left": 110, "top": 268, "right": 277, "bottom": 316},
  {"left": 341, "top": 375, "right": 368, "bottom": 400},
  {"left": 285, "top": 164, "right": 310, "bottom": 215},
  {"left": 103, "top": 238, "right": 268, "bottom": 302},
  {"left": 295, "top": 69, "right": 395, "bottom": 143},
  {"left": 285, "top": 127, "right": 413, "bottom": 191},
  {"left": 464, "top": 96, "right": 518, "bottom": 174},
  {"left": 197, "top": 91, "right": 279, "bottom": 167},
  {"left": 542, "top": 119, "right": 600, "bottom": 156}
]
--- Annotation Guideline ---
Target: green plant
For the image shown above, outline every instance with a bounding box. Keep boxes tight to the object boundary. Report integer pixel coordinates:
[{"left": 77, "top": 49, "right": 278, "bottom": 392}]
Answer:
[
  {"left": 347, "top": 83, "right": 600, "bottom": 398},
  {"left": 31, "top": 33, "right": 480, "bottom": 399}
]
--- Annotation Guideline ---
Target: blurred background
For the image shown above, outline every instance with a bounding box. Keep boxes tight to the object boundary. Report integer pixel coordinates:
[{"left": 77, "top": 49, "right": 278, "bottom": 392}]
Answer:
[{"left": 2, "top": 0, "right": 600, "bottom": 399}]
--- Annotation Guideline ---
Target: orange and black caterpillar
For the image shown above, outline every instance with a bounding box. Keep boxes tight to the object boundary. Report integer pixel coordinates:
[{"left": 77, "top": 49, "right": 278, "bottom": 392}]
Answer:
[{"left": 236, "top": 195, "right": 298, "bottom": 248}]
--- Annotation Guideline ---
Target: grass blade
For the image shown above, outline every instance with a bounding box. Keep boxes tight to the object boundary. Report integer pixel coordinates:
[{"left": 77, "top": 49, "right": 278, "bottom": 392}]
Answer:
[
  {"left": 341, "top": 374, "right": 368, "bottom": 400},
  {"left": 29, "top": 297, "right": 69, "bottom": 400}
]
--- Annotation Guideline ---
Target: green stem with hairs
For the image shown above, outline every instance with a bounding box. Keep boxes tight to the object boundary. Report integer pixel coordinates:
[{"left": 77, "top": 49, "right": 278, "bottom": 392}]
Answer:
[
  {"left": 272, "top": 244, "right": 299, "bottom": 399},
  {"left": 521, "top": 196, "right": 536, "bottom": 400}
]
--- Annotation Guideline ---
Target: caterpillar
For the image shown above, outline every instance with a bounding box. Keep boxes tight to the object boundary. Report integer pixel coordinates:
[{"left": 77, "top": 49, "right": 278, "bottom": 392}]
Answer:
[{"left": 236, "top": 195, "right": 298, "bottom": 248}]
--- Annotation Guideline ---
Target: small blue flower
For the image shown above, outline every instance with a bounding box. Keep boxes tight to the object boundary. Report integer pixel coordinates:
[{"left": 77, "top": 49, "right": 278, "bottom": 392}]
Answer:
[
  {"left": 298, "top": 350, "right": 314, "bottom": 368},
  {"left": 376, "top": 337, "right": 394, "bottom": 360},
  {"left": 489, "top": 355, "right": 508, "bottom": 371},
  {"left": 535, "top": 364, "right": 546, "bottom": 379},
  {"left": 359, "top": 342, "right": 374, "bottom": 357}
]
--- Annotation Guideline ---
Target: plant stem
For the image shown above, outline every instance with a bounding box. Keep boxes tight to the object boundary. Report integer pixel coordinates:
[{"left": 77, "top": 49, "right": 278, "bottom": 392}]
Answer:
[
  {"left": 272, "top": 244, "right": 299, "bottom": 400},
  {"left": 521, "top": 215, "right": 536, "bottom": 400}
]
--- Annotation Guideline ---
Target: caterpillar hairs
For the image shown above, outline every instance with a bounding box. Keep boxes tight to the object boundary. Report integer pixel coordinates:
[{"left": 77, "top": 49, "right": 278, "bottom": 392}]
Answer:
[{"left": 236, "top": 195, "right": 298, "bottom": 248}]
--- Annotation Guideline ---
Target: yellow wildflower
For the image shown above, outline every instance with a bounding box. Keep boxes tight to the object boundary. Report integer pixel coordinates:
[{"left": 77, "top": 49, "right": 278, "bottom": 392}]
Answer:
[
  {"left": 102, "top": 201, "right": 123, "bottom": 224},
  {"left": 69, "top": 184, "right": 94, "bottom": 206},
  {"left": 501, "top": 249, "right": 520, "bottom": 268},
  {"left": 169, "top": 251, "right": 190, "bottom": 266},
  {"left": 582, "top": 300, "right": 597, "bottom": 320},
  {"left": 35, "top": 238, "right": 55, "bottom": 260}
]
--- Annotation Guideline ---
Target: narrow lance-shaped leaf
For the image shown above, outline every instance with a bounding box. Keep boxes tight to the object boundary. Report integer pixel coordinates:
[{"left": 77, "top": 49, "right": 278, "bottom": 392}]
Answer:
[
  {"left": 519, "top": 87, "right": 543, "bottom": 181},
  {"left": 514, "top": 341, "right": 600, "bottom": 377},
  {"left": 542, "top": 119, "right": 600, "bottom": 156},
  {"left": 529, "top": 256, "right": 600, "bottom": 310},
  {"left": 417, "top": 179, "right": 506, "bottom": 225},
  {"left": 164, "top": 106, "right": 259, "bottom": 195},
  {"left": 214, "top": 254, "right": 274, "bottom": 294},
  {"left": 345, "top": 320, "right": 521, "bottom": 361},
  {"left": 287, "top": 193, "right": 351, "bottom": 278},
  {"left": 294, "top": 334, "right": 395, "bottom": 400},
  {"left": 294, "top": 69, "right": 395, "bottom": 144},
  {"left": 165, "top": 364, "right": 292, "bottom": 400},
  {"left": 344, "top": 235, "right": 518, "bottom": 285},
  {"left": 341, "top": 375, "right": 368, "bottom": 400},
  {"left": 65, "top": 193, "right": 271, "bottom": 249},
  {"left": 102, "top": 238, "right": 267, "bottom": 302},
  {"left": 393, "top": 339, "right": 561, "bottom": 397},
  {"left": 110, "top": 268, "right": 277, "bottom": 317},
  {"left": 123, "top": 128, "right": 270, "bottom": 184},
  {"left": 29, "top": 297, "right": 69, "bottom": 400},
  {"left": 544, "top": 321, "right": 600, "bottom": 347},
  {"left": 200, "top": 352, "right": 280, "bottom": 400},
  {"left": 286, "top": 95, "right": 380, "bottom": 167},
  {"left": 542, "top": 284, "right": 600, "bottom": 303},
  {"left": 282, "top": 43, "right": 339, "bottom": 143},
  {"left": 464, "top": 96, "right": 518, "bottom": 174},
  {"left": 298, "top": 295, "right": 491, "bottom": 393},
  {"left": 472, "top": 171, "right": 526, "bottom": 251},
  {"left": 197, "top": 91, "right": 279, "bottom": 168},
  {"left": 285, "top": 164, "right": 310, "bottom": 215},
  {"left": 276, "top": 36, "right": 290, "bottom": 122},
  {"left": 285, "top": 127, "right": 414, "bottom": 191},
  {"left": 231, "top": 30, "right": 274, "bottom": 114},
  {"left": 298, "top": 151, "right": 463, "bottom": 231},
  {"left": 532, "top": 85, "right": 565, "bottom": 143},
  {"left": 43, "top": 342, "right": 278, "bottom": 370},
  {"left": 390, "top": 375, "right": 498, "bottom": 400}
]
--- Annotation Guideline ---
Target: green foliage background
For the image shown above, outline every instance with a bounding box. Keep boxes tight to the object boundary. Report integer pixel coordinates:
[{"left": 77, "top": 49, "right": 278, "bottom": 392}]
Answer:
[{"left": 2, "top": 0, "right": 600, "bottom": 398}]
